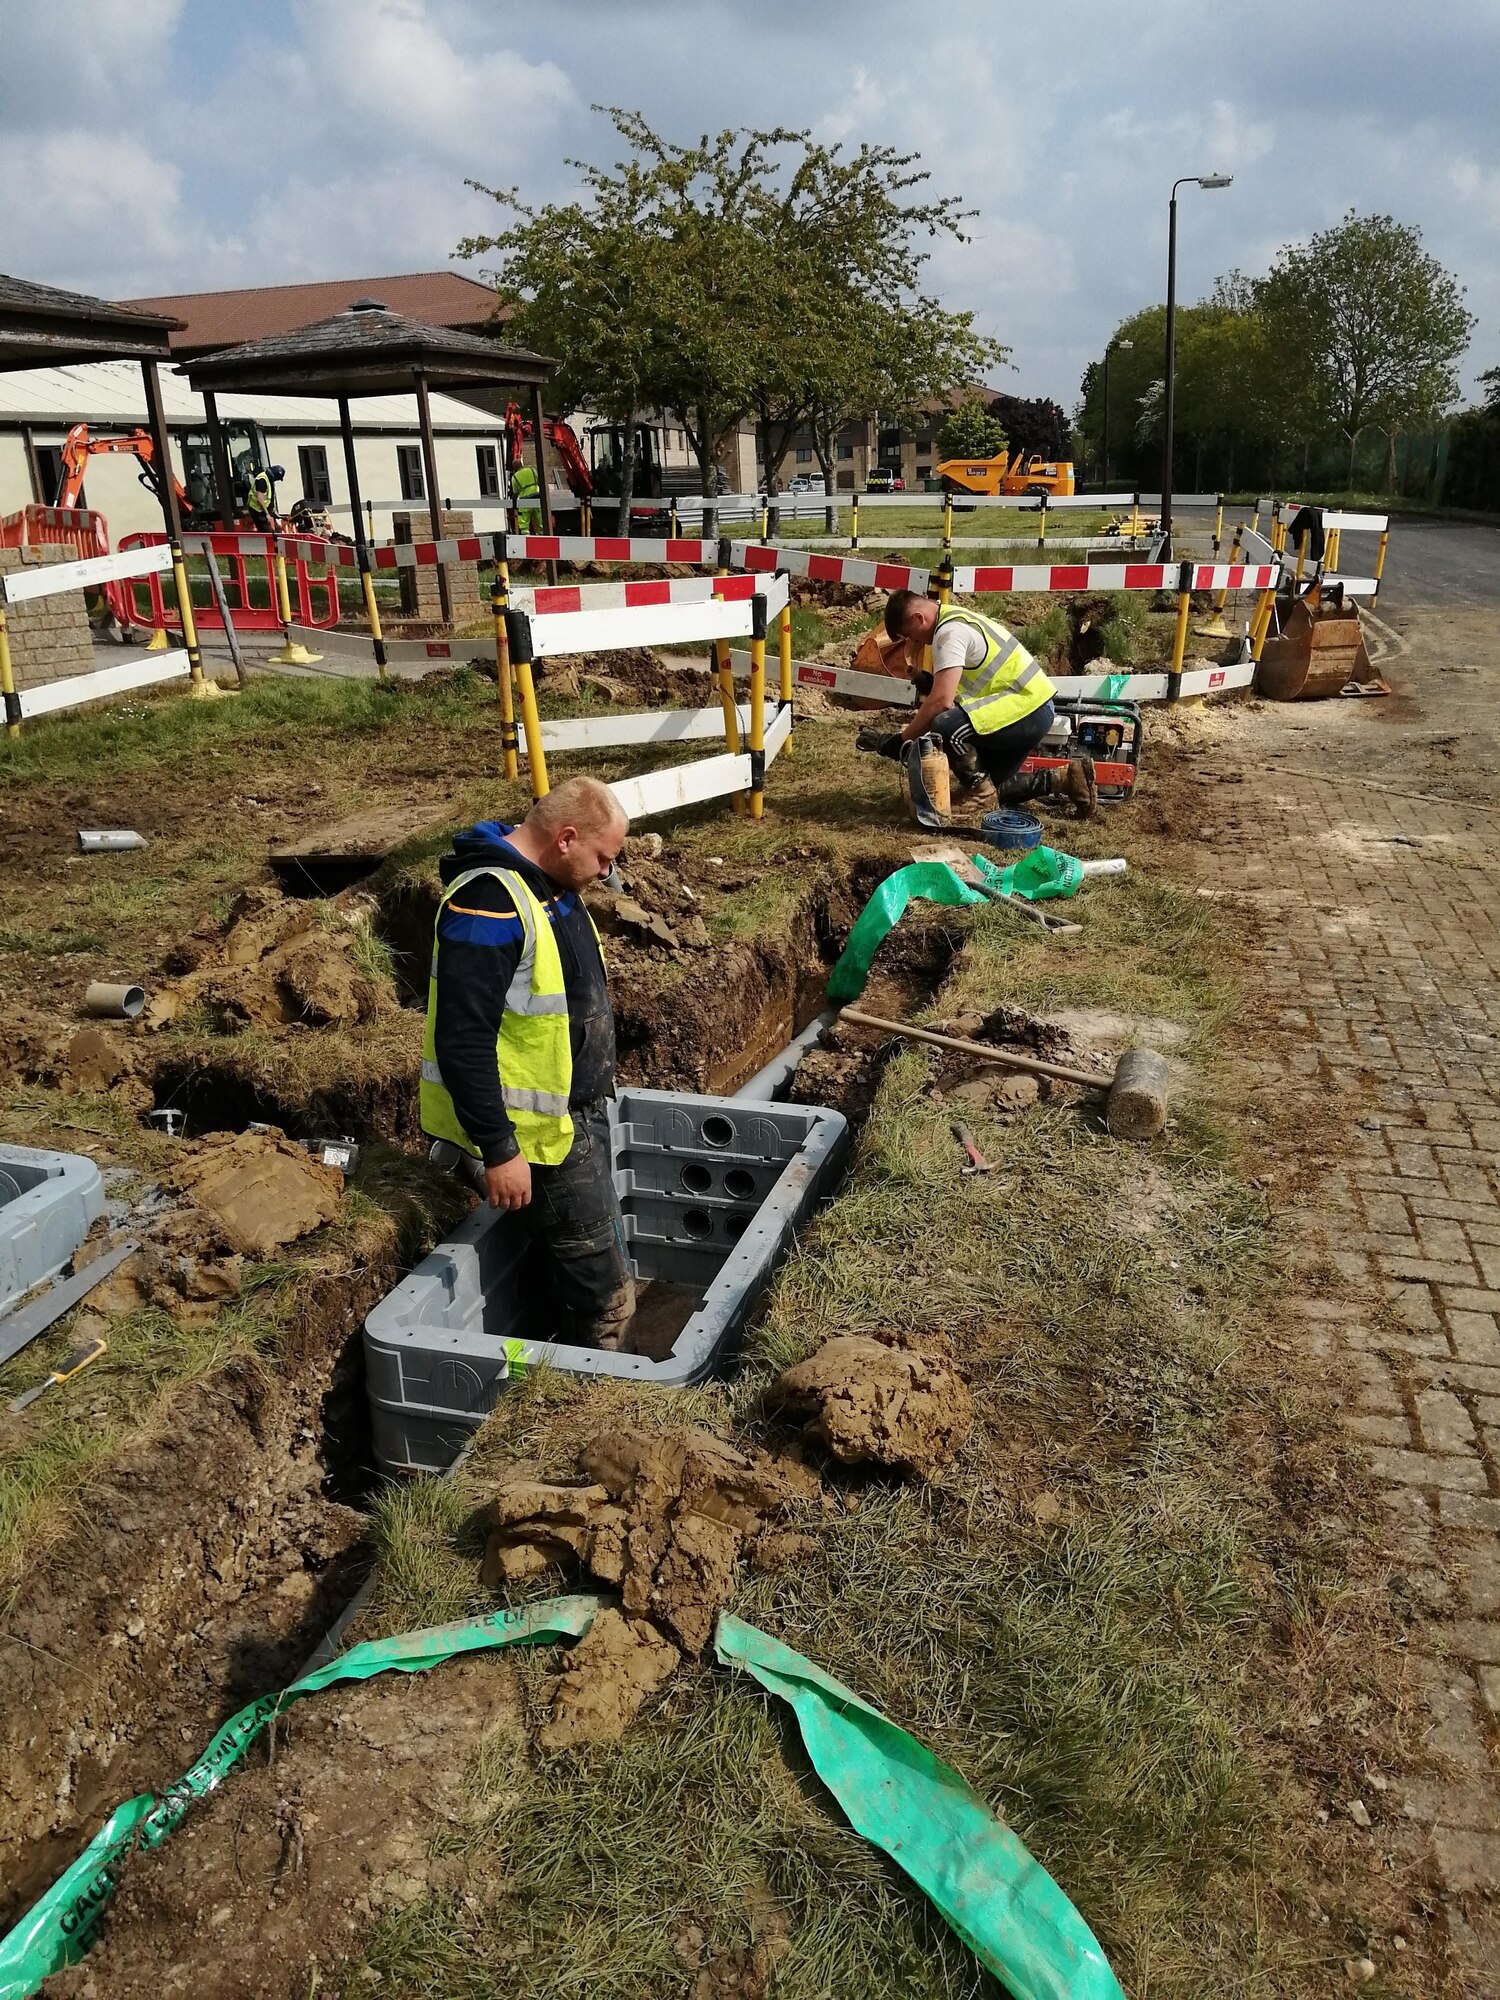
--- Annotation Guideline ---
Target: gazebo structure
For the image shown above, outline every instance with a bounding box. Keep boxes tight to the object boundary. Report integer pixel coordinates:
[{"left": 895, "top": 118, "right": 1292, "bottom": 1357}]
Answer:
[
  {"left": 0, "top": 274, "right": 210, "bottom": 725},
  {"left": 183, "top": 301, "right": 554, "bottom": 632}
]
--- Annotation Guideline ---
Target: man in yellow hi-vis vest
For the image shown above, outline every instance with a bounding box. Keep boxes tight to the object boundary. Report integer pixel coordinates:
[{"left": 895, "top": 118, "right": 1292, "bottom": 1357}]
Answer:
[
  {"left": 875, "top": 590, "right": 1095, "bottom": 815},
  {"left": 421, "top": 776, "right": 635, "bottom": 1349},
  {"left": 510, "top": 460, "right": 541, "bottom": 534}
]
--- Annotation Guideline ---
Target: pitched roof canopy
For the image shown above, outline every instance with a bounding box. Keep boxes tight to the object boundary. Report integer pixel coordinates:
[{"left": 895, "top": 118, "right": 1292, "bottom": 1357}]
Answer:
[
  {"left": 0, "top": 272, "right": 180, "bottom": 371},
  {"left": 181, "top": 300, "right": 551, "bottom": 399}
]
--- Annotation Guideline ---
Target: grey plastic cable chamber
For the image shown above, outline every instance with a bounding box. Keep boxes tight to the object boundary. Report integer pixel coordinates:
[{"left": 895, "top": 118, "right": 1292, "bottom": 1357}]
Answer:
[
  {"left": 0, "top": 1144, "right": 105, "bottom": 1318},
  {"left": 365, "top": 1088, "right": 848, "bottom": 1475}
]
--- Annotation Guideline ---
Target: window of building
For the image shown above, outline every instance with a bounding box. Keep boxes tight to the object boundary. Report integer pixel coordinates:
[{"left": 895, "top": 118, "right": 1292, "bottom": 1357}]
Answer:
[
  {"left": 837, "top": 443, "right": 854, "bottom": 460},
  {"left": 795, "top": 446, "right": 813, "bottom": 463},
  {"left": 396, "top": 444, "right": 425, "bottom": 500},
  {"left": 916, "top": 463, "right": 932, "bottom": 480},
  {"left": 298, "top": 444, "right": 332, "bottom": 504},
  {"left": 476, "top": 444, "right": 501, "bottom": 497}
]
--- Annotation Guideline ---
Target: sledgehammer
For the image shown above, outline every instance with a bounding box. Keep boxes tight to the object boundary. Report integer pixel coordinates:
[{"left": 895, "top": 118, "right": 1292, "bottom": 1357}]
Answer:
[{"left": 838, "top": 1008, "right": 1172, "bottom": 1141}]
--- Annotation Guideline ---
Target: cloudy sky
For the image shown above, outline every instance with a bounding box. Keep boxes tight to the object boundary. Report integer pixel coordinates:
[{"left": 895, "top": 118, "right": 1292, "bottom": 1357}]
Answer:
[{"left": 4, "top": 0, "right": 1497, "bottom": 408}]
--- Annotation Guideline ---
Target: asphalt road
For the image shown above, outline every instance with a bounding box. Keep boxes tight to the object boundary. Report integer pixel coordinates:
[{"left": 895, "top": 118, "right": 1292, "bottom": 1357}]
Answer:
[{"left": 1371, "top": 516, "right": 1500, "bottom": 611}]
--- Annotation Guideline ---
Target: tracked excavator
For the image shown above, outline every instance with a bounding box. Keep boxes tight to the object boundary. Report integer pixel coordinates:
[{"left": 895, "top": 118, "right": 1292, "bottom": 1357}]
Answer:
[{"left": 58, "top": 419, "right": 288, "bottom": 530}]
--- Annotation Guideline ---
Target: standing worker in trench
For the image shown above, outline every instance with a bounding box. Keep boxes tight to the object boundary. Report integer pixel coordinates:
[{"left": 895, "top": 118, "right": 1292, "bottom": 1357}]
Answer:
[
  {"left": 420, "top": 776, "right": 636, "bottom": 1351},
  {"left": 864, "top": 590, "right": 1096, "bottom": 815}
]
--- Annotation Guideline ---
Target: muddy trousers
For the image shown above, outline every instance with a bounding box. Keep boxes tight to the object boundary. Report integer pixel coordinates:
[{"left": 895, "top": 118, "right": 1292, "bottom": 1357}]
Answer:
[
  {"left": 525, "top": 1100, "right": 636, "bottom": 1348},
  {"left": 929, "top": 698, "right": 1057, "bottom": 801}
]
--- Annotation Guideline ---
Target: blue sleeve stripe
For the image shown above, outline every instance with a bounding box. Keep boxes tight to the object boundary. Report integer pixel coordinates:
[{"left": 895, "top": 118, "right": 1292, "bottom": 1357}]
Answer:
[{"left": 439, "top": 909, "right": 525, "bottom": 947}]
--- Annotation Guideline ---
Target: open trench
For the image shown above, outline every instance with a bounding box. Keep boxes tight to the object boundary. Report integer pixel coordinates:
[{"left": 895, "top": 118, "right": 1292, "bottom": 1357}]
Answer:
[{"left": 0, "top": 850, "right": 967, "bottom": 1928}]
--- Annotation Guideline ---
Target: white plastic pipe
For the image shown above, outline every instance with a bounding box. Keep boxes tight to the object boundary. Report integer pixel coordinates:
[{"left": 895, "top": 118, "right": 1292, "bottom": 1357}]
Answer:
[
  {"left": 1079, "top": 858, "right": 1127, "bottom": 880},
  {"left": 78, "top": 830, "right": 146, "bottom": 852}
]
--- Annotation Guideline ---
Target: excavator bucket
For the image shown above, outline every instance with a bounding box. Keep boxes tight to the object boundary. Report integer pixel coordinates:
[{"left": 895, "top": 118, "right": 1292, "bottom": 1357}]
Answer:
[{"left": 1255, "top": 580, "right": 1379, "bottom": 700}]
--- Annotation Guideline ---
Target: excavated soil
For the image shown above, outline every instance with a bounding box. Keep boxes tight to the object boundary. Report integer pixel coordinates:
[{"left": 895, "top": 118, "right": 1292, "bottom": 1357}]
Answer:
[
  {"left": 49, "top": 1656, "right": 522, "bottom": 2000},
  {"left": 767, "top": 1331, "right": 973, "bottom": 1479}
]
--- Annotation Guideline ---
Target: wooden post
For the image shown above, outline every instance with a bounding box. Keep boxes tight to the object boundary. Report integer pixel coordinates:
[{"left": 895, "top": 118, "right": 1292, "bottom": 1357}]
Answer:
[
  {"left": 338, "top": 395, "right": 387, "bottom": 679},
  {"left": 140, "top": 359, "right": 209, "bottom": 694},
  {"left": 412, "top": 369, "right": 452, "bottom": 626}
]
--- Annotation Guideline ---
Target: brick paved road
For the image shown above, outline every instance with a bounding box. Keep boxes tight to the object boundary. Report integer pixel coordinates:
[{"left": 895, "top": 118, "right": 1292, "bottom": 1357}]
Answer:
[{"left": 1192, "top": 572, "right": 1500, "bottom": 1988}]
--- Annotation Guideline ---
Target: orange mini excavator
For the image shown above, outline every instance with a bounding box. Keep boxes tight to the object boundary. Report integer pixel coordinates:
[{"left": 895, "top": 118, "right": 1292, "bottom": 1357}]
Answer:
[{"left": 58, "top": 419, "right": 286, "bottom": 530}]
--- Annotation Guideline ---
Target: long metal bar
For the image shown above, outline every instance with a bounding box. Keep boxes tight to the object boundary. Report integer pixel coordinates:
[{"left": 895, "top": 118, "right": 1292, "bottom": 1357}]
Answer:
[
  {"left": 0, "top": 1237, "right": 141, "bottom": 1369},
  {"left": 140, "top": 359, "right": 207, "bottom": 691}
]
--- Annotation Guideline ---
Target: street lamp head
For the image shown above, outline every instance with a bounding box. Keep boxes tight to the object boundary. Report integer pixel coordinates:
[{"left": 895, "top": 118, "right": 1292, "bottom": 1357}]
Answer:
[
  {"left": 1197, "top": 173, "right": 1233, "bottom": 190},
  {"left": 1117, "top": 337, "right": 1133, "bottom": 351}
]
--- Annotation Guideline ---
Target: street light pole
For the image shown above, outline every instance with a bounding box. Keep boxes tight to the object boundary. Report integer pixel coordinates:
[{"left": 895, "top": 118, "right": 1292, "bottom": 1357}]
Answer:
[
  {"left": 1161, "top": 172, "right": 1232, "bottom": 554},
  {"left": 1101, "top": 335, "right": 1132, "bottom": 488}
]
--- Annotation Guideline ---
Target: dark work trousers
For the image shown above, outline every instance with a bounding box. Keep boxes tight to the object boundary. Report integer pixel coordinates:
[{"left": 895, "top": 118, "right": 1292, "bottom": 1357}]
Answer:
[
  {"left": 525, "top": 1100, "right": 635, "bottom": 1347},
  {"left": 929, "top": 698, "right": 1057, "bottom": 800}
]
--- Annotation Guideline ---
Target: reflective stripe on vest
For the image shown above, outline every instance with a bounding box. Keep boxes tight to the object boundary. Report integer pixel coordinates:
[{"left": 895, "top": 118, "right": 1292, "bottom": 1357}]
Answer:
[
  {"left": 937, "top": 603, "right": 1054, "bottom": 735},
  {"left": 419, "top": 863, "right": 580, "bottom": 1167}
]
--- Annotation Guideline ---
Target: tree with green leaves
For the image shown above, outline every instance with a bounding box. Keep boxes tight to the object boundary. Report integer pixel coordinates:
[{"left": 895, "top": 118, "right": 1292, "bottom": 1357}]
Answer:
[
  {"left": 937, "top": 394, "right": 1007, "bottom": 461},
  {"left": 1256, "top": 211, "right": 1474, "bottom": 488},
  {"left": 464, "top": 108, "right": 1004, "bottom": 511}
]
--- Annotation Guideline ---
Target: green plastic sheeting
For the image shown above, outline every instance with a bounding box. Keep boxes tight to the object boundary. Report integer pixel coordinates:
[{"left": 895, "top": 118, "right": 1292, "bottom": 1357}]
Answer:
[
  {"left": 971, "top": 845, "right": 1084, "bottom": 902},
  {"left": 825, "top": 863, "right": 989, "bottom": 1003},
  {"left": 1096, "top": 672, "right": 1131, "bottom": 701},
  {"left": 0, "top": 1594, "right": 601, "bottom": 2000},
  {"left": 715, "top": 1614, "right": 1126, "bottom": 2000}
]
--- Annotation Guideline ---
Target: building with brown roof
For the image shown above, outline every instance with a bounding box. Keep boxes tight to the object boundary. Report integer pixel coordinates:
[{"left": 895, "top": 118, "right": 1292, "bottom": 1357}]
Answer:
[{"left": 119, "top": 272, "right": 508, "bottom": 359}]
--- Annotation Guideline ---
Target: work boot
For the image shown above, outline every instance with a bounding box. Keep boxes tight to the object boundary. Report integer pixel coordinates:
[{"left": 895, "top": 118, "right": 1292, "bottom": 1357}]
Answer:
[
  {"left": 1062, "top": 756, "right": 1097, "bottom": 819},
  {"left": 952, "top": 772, "right": 998, "bottom": 812}
]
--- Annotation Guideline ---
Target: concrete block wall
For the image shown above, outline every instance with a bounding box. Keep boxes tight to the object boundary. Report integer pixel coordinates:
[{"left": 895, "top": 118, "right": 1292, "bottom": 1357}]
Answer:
[
  {"left": 0, "top": 548, "right": 95, "bottom": 690},
  {"left": 391, "top": 509, "right": 485, "bottom": 625}
]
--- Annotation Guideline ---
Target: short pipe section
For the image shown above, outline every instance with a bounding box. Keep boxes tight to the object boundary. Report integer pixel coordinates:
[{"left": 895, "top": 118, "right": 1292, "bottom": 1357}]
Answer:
[{"left": 733, "top": 1006, "right": 839, "bottom": 1104}]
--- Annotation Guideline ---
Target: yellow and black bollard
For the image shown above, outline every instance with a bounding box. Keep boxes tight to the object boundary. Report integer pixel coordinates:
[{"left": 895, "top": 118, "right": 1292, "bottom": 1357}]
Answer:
[
  {"left": 1036, "top": 496, "right": 1048, "bottom": 549},
  {"left": 850, "top": 494, "right": 860, "bottom": 551},
  {"left": 942, "top": 488, "right": 953, "bottom": 555},
  {"left": 171, "top": 537, "right": 224, "bottom": 696},
  {"left": 1372, "top": 528, "right": 1389, "bottom": 606},
  {"left": 0, "top": 601, "right": 20, "bottom": 739},
  {"left": 502, "top": 606, "right": 549, "bottom": 799},
  {"left": 777, "top": 575, "right": 793, "bottom": 756},
  {"left": 355, "top": 544, "right": 389, "bottom": 681},
  {"left": 1166, "top": 559, "right": 1193, "bottom": 702},
  {"left": 267, "top": 531, "right": 321, "bottom": 669},
  {"left": 711, "top": 546, "right": 743, "bottom": 810},
  {"left": 1213, "top": 493, "right": 1225, "bottom": 552},
  {"left": 1196, "top": 525, "right": 1241, "bottom": 638},
  {"left": 490, "top": 563, "right": 519, "bottom": 782},
  {"left": 748, "top": 593, "right": 767, "bottom": 820}
]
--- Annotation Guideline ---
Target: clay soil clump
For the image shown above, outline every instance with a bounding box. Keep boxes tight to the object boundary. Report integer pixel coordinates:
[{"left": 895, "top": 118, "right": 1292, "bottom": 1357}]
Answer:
[
  {"left": 144, "top": 887, "right": 386, "bottom": 1035},
  {"left": 769, "top": 1332, "right": 972, "bottom": 1479}
]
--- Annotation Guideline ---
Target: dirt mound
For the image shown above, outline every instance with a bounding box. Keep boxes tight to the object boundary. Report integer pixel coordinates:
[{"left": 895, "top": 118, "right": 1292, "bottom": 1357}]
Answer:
[
  {"left": 48, "top": 1657, "right": 519, "bottom": 2000},
  {"left": 769, "top": 1333, "right": 972, "bottom": 1478},
  {"left": 539, "top": 646, "right": 707, "bottom": 708},
  {"left": 145, "top": 887, "right": 386, "bottom": 1035},
  {"left": 482, "top": 1426, "right": 821, "bottom": 1662},
  {"left": 538, "top": 1607, "right": 679, "bottom": 1750},
  {"left": 171, "top": 1130, "right": 343, "bottom": 1257}
]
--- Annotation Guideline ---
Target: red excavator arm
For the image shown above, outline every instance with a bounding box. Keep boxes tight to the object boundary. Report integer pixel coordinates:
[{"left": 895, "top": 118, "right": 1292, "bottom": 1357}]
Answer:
[
  {"left": 503, "top": 401, "right": 593, "bottom": 502},
  {"left": 59, "top": 423, "right": 190, "bottom": 513}
]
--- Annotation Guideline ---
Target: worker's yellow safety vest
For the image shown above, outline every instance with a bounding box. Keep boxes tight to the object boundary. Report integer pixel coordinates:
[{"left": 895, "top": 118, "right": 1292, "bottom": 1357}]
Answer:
[
  {"left": 937, "top": 603, "right": 1053, "bottom": 735},
  {"left": 419, "top": 866, "right": 583, "bottom": 1168}
]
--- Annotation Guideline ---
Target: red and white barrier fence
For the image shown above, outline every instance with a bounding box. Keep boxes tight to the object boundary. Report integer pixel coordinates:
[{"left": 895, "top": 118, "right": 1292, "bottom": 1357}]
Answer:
[
  {"left": 508, "top": 573, "right": 761, "bottom": 615},
  {"left": 731, "top": 540, "right": 931, "bottom": 594},
  {"left": 0, "top": 539, "right": 174, "bottom": 605},
  {"left": 608, "top": 700, "right": 793, "bottom": 823},
  {"left": 951, "top": 559, "right": 1278, "bottom": 595},
  {"left": 514, "top": 573, "right": 789, "bottom": 661}
]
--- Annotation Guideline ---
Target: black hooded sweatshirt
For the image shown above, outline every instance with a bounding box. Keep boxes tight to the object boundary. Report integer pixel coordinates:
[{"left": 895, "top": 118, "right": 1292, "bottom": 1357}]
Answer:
[{"left": 429, "top": 821, "right": 615, "bottom": 1166}]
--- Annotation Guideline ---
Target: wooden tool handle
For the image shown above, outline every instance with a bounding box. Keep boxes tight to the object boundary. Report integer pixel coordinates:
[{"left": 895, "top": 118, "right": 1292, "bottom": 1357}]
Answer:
[{"left": 839, "top": 1007, "right": 1110, "bottom": 1091}]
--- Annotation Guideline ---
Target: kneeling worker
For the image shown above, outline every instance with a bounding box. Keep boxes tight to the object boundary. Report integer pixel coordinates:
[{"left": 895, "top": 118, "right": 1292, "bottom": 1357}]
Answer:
[
  {"left": 420, "top": 776, "right": 636, "bottom": 1350},
  {"left": 879, "top": 590, "right": 1095, "bottom": 815}
]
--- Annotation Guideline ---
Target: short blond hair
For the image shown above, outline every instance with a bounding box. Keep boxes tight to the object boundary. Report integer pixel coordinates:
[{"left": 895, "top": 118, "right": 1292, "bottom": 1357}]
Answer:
[{"left": 525, "top": 775, "right": 628, "bottom": 841}]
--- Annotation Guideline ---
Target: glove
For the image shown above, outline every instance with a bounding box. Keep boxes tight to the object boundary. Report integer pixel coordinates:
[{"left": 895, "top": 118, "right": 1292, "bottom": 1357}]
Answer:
[{"left": 855, "top": 725, "right": 904, "bottom": 760}]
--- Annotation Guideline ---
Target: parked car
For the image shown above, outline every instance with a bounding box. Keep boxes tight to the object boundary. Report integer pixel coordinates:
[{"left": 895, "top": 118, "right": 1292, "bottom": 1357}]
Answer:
[
  {"left": 788, "top": 473, "right": 826, "bottom": 493},
  {"left": 865, "top": 468, "right": 903, "bottom": 492}
]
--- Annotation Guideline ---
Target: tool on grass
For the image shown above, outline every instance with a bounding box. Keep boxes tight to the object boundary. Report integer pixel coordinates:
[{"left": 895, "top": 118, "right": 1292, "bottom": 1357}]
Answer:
[
  {"left": 10, "top": 1330, "right": 107, "bottom": 1411},
  {"left": 838, "top": 1009, "right": 1172, "bottom": 1140},
  {"left": 0, "top": 1236, "right": 139, "bottom": 1370},
  {"left": 951, "top": 1121, "right": 996, "bottom": 1176}
]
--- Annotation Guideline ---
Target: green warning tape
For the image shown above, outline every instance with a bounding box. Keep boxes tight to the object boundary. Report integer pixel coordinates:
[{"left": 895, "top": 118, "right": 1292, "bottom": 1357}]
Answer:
[
  {"left": 825, "top": 862, "right": 989, "bottom": 1003},
  {"left": 716, "top": 1614, "right": 1126, "bottom": 2000},
  {"left": 0, "top": 1594, "right": 601, "bottom": 2000}
]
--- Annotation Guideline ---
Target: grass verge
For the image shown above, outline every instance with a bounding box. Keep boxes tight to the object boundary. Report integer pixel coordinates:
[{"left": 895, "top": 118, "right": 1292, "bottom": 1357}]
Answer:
[{"left": 353, "top": 874, "right": 1411, "bottom": 1998}]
